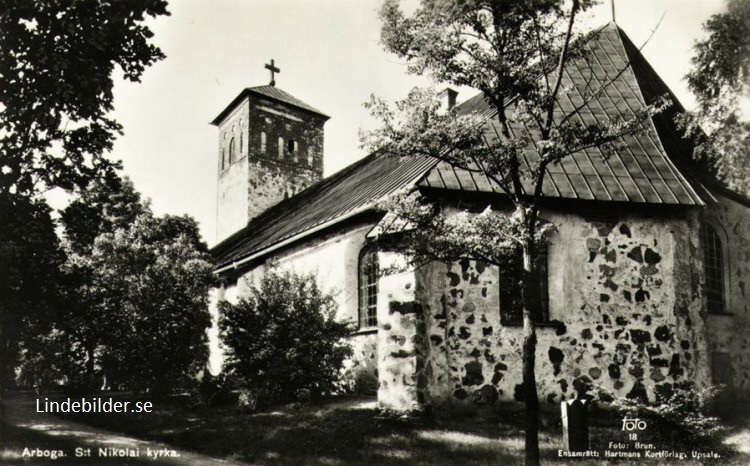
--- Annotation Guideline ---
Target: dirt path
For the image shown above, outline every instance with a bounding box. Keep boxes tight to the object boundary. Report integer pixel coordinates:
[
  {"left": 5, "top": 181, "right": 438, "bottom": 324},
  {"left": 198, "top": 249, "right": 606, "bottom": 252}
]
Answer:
[{"left": 0, "top": 393, "right": 255, "bottom": 466}]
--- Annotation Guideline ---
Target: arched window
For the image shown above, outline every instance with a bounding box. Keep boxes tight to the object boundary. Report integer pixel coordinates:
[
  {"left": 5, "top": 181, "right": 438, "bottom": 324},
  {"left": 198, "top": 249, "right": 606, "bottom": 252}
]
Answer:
[
  {"left": 240, "top": 133, "right": 243, "bottom": 154},
  {"left": 260, "top": 131, "right": 267, "bottom": 154},
  {"left": 229, "top": 138, "right": 236, "bottom": 164},
  {"left": 358, "top": 246, "right": 379, "bottom": 329},
  {"left": 499, "top": 244, "right": 549, "bottom": 325},
  {"left": 221, "top": 149, "right": 226, "bottom": 170},
  {"left": 307, "top": 146, "right": 314, "bottom": 166},
  {"left": 278, "top": 137, "right": 284, "bottom": 159},
  {"left": 288, "top": 140, "right": 298, "bottom": 162},
  {"left": 702, "top": 224, "right": 726, "bottom": 314}
]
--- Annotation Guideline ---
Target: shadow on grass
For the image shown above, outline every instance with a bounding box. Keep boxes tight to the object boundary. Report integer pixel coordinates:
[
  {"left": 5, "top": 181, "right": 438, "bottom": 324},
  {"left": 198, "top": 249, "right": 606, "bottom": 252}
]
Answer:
[{"left": 4, "top": 392, "right": 749, "bottom": 466}]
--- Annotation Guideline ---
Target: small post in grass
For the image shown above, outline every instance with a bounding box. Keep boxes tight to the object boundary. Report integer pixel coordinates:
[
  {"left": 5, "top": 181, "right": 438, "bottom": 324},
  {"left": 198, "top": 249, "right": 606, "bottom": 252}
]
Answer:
[{"left": 561, "top": 398, "right": 589, "bottom": 451}]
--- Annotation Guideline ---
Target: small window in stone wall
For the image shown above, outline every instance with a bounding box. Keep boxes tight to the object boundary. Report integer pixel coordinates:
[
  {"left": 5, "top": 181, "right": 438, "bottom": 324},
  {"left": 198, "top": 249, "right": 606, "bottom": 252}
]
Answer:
[
  {"left": 260, "top": 131, "right": 267, "bottom": 154},
  {"left": 499, "top": 245, "right": 549, "bottom": 325},
  {"left": 240, "top": 133, "right": 243, "bottom": 154},
  {"left": 278, "top": 137, "right": 284, "bottom": 159},
  {"left": 358, "top": 247, "right": 379, "bottom": 329},
  {"left": 702, "top": 224, "right": 726, "bottom": 314},
  {"left": 229, "top": 138, "right": 236, "bottom": 164},
  {"left": 221, "top": 149, "right": 226, "bottom": 170},
  {"left": 288, "top": 140, "right": 298, "bottom": 162},
  {"left": 307, "top": 146, "right": 314, "bottom": 166}
]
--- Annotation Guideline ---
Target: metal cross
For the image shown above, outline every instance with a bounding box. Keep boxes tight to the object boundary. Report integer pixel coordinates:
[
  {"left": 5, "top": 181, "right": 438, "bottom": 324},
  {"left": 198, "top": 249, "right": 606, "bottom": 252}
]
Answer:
[{"left": 265, "top": 59, "right": 280, "bottom": 86}]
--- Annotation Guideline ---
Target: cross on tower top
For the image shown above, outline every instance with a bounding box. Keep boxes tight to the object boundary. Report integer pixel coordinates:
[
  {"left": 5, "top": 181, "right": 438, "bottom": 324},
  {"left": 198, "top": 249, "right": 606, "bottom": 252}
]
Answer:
[{"left": 265, "top": 59, "right": 280, "bottom": 87}]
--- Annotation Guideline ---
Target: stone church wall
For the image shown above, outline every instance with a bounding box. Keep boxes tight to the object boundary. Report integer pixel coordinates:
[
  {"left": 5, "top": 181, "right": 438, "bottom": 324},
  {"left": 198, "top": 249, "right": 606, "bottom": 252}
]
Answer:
[
  {"left": 217, "top": 101, "right": 250, "bottom": 241},
  {"left": 705, "top": 193, "right": 750, "bottom": 393},
  {"left": 375, "top": 209, "right": 714, "bottom": 410},
  {"left": 208, "top": 222, "right": 379, "bottom": 383}
]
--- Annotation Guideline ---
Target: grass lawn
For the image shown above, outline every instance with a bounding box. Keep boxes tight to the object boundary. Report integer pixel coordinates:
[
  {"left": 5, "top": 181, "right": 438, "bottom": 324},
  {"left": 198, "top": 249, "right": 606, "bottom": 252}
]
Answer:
[{"left": 4, "top": 391, "right": 749, "bottom": 466}]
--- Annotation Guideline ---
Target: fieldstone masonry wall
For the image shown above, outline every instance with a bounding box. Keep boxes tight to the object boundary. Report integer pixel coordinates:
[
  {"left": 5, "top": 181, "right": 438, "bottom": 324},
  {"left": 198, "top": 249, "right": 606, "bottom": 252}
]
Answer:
[
  {"left": 705, "top": 194, "right": 750, "bottom": 392},
  {"left": 375, "top": 209, "right": 728, "bottom": 410},
  {"left": 377, "top": 252, "right": 425, "bottom": 412}
]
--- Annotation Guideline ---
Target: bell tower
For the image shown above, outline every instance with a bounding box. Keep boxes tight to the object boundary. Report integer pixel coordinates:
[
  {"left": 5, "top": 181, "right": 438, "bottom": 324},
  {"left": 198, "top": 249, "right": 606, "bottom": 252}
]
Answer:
[{"left": 212, "top": 60, "right": 329, "bottom": 242}]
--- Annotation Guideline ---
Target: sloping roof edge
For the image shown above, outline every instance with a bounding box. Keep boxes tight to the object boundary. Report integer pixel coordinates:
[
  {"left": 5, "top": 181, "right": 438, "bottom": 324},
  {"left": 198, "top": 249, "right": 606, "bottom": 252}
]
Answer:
[
  {"left": 211, "top": 86, "right": 330, "bottom": 126},
  {"left": 211, "top": 152, "right": 439, "bottom": 271}
]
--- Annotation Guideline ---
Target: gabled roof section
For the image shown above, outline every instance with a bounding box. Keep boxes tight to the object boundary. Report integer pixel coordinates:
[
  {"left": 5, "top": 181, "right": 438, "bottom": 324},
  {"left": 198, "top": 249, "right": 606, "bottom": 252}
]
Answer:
[
  {"left": 211, "top": 85, "right": 330, "bottom": 126},
  {"left": 212, "top": 23, "right": 710, "bottom": 271},
  {"left": 212, "top": 153, "right": 437, "bottom": 270},
  {"left": 419, "top": 23, "right": 705, "bottom": 206}
]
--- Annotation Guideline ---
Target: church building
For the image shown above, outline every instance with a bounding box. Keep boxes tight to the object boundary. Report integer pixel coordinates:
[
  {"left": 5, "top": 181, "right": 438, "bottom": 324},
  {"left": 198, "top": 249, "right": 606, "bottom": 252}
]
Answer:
[{"left": 209, "top": 24, "right": 750, "bottom": 412}]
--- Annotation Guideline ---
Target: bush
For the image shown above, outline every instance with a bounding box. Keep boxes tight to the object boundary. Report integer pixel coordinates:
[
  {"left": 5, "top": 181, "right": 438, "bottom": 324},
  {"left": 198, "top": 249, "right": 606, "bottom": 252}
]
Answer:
[
  {"left": 219, "top": 271, "right": 353, "bottom": 403},
  {"left": 605, "top": 382, "right": 728, "bottom": 450}
]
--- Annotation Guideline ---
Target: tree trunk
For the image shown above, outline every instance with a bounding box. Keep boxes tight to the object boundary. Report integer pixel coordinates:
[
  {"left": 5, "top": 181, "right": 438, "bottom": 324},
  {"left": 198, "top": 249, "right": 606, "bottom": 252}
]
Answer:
[{"left": 522, "top": 245, "right": 540, "bottom": 466}]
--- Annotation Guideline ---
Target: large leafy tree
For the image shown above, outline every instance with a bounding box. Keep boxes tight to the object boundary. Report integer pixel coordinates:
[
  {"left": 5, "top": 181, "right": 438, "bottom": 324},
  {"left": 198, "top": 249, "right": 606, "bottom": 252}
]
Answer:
[
  {"left": 58, "top": 181, "right": 215, "bottom": 395},
  {"left": 0, "top": 0, "right": 168, "bottom": 196},
  {"left": 365, "top": 1, "right": 664, "bottom": 464},
  {"left": 0, "top": 0, "right": 168, "bottom": 389},
  {"left": 680, "top": 0, "right": 750, "bottom": 196},
  {"left": 0, "top": 194, "right": 64, "bottom": 388}
]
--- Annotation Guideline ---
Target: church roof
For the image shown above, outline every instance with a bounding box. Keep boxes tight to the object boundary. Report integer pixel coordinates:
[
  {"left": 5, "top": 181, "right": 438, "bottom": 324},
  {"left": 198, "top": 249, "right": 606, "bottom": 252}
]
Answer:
[
  {"left": 212, "top": 23, "right": 707, "bottom": 272},
  {"left": 211, "top": 85, "right": 329, "bottom": 125},
  {"left": 212, "top": 152, "right": 436, "bottom": 272},
  {"left": 420, "top": 23, "right": 704, "bottom": 205}
]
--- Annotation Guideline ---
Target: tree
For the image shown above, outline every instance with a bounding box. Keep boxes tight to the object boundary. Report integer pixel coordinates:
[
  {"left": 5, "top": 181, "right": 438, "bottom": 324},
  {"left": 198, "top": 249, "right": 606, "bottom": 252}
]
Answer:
[
  {"left": 680, "top": 0, "right": 750, "bottom": 196},
  {"left": 24, "top": 179, "right": 216, "bottom": 395},
  {"left": 66, "top": 211, "right": 214, "bottom": 395},
  {"left": 0, "top": 194, "right": 64, "bottom": 388},
  {"left": 0, "top": 0, "right": 169, "bottom": 389},
  {"left": 365, "top": 2, "right": 664, "bottom": 464},
  {"left": 0, "top": 0, "right": 169, "bottom": 196},
  {"left": 220, "top": 271, "right": 353, "bottom": 403}
]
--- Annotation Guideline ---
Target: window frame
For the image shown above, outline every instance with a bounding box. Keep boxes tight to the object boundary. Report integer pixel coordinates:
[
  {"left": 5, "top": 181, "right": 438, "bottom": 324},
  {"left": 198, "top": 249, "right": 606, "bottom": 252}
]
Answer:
[
  {"left": 701, "top": 221, "right": 731, "bottom": 315},
  {"left": 228, "top": 137, "right": 236, "bottom": 164},
  {"left": 498, "top": 244, "right": 552, "bottom": 327},
  {"left": 358, "top": 245, "right": 379, "bottom": 330}
]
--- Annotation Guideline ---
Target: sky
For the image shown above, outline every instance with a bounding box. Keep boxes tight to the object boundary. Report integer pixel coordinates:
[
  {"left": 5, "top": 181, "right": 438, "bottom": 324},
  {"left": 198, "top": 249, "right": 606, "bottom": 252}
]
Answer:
[{"left": 106, "top": 0, "right": 726, "bottom": 246}]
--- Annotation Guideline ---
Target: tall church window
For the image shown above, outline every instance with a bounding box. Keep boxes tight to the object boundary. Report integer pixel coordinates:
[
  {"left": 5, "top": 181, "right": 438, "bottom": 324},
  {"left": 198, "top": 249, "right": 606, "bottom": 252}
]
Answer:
[
  {"left": 702, "top": 223, "right": 726, "bottom": 314},
  {"left": 278, "top": 137, "right": 284, "bottom": 159},
  {"left": 260, "top": 131, "right": 267, "bottom": 154},
  {"left": 358, "top": 246, "right": 379, "bottom": 329},
  {"left": 229, "top": 138, "right": 236, "bottom": 164},
  {"left": 499, "top": 245, "right": 549, "bottom": 325},
  {"left": 288, "top": 140, "right": 298, "bottom": 162}
]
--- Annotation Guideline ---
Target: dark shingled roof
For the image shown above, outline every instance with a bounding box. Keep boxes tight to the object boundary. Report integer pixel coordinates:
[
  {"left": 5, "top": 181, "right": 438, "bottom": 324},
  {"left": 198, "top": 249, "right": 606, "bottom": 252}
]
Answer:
[
  {"left": 420, "top": 23, "right": 704, "bottom": 205},
  {"left": 212, "top": 153, "right": 437, "bottom": 270},
  {"left": 211, "top": 85, "right": 330, "bottom": 125},
  {"left": 212, "top": 23, "right": 706, "bottom": 270}
]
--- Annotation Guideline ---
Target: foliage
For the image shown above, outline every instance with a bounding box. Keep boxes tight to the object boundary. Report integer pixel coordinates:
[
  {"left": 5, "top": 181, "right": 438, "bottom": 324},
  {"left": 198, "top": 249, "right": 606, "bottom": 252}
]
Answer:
[
  {"left": 68, "top": 211, "right": 214, "bottom": 395},
  {"left": 220, "top": 271, "right": 353, "bottom": 403},
  {"left": 16, "top": 179, "right": 217, "bottom": 395},
  {"left": 365, "top": 2, "right": 667, "bottom": 464},
  {"left": 679, "top": 0, "right": 750, "bottom": 196},
  {"left": 0, "top": 0, "right": 169, "bottom": 390},
  {"left": 606, "top": 382, "right": 728, "bottom": 450},
  {"left": 190, "top": 371, "right": 232, "bottom": 411},
  {"left": 0, "top": 193, "right": 65, "bottom": 388},
  {"left": 61, "top": 177, "right": 146, "bottom": 254},
  {"left": 0, "top": 0, "right": 169, "bottom": 196}
]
